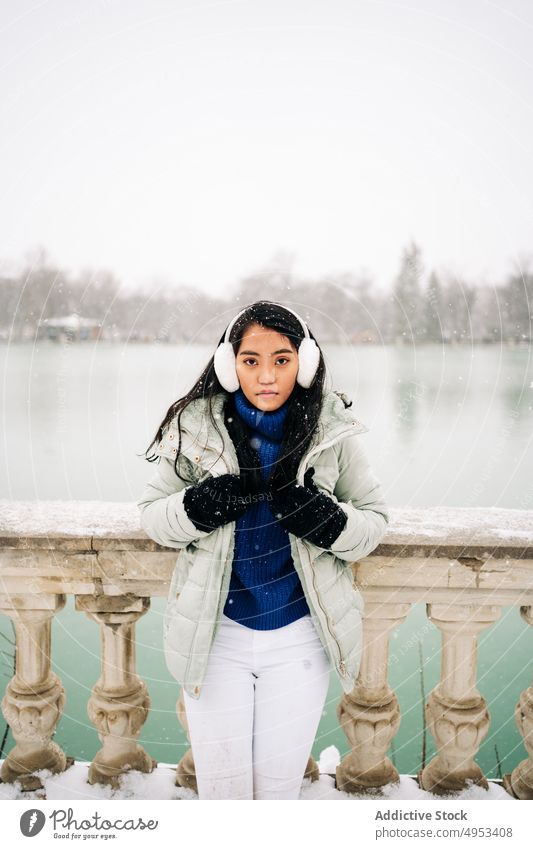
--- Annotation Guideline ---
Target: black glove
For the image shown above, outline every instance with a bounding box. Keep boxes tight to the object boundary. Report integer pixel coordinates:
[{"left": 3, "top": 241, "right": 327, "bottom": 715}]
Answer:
[
  {"left": 224, "top": 400, "right": 264, "bottom": 499},
  {"left": 183, "top": 473, "right": 250, "bottom": 533},
  {"left": 269, "top": 466, "right": 348, "bottom": 549}
]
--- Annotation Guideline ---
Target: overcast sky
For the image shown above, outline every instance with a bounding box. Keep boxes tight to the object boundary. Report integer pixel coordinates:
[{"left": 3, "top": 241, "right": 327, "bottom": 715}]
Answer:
[{"left": 1, "top": 0, "right": 532, "bottom": 294}]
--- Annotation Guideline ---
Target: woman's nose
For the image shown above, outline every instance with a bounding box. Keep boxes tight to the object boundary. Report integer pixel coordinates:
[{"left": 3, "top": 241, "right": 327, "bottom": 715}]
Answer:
[{"left": 258, "top": 365, "right": 276, "bottom": 381}]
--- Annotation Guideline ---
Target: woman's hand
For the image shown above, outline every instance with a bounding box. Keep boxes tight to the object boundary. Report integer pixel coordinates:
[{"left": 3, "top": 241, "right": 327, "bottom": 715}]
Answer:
[
  {"left": 183, "top": 473, "right": 251, "bottom": 533},
  {"left": 269, "top": 466, "right": 348, "bottom": 549}
]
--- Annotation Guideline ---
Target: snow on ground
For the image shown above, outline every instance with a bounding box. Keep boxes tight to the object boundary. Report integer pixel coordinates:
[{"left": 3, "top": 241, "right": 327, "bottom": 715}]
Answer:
[{"left": 0, "top": 747, "right": 514, "bottom": 801}]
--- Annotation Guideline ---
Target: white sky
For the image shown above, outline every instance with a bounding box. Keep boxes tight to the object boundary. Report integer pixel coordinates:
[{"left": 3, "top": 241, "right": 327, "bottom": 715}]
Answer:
[{"left": 1, "top": 0, "right": 532, "bottom": 293}]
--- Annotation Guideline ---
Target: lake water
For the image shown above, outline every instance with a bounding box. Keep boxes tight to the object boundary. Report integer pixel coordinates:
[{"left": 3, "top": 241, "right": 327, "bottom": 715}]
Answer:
[{"left": 1, "top": 341, "right": 532, "bottom": 780}]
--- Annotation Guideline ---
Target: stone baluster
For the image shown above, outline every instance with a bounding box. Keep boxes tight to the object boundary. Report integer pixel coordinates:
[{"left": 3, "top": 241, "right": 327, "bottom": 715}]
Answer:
[
  {"left": 76, "top": 594, "right": 156, "bottom": 788},
  {"left": 336, "top": 601, "right": 411, "bottom": 794},
  {"left": 0, "top": 594, "right": 68, "bottom": 791},
  {"left": 419, "top": 603, "right": 501, "bottom": 794},
  {"left": 503, "top": 605, "right": 533, "bottom": 799}
]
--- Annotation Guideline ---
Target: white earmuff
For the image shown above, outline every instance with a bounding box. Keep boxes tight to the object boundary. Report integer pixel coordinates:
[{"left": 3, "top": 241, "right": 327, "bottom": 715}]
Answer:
[{"left": 213, "top": 304, "right": 320, "bottom": 392}]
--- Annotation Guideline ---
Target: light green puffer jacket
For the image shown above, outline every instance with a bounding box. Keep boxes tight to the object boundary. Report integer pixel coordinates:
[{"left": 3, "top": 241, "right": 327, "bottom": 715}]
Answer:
[{"left": 137, "top": 389, "right": 389, "bottom": 700}]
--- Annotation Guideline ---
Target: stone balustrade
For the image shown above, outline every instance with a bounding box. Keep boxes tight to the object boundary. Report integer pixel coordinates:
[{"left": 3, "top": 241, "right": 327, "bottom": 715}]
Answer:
[{"left": 0, "top": 501, "right": 532, "bottom": 797}]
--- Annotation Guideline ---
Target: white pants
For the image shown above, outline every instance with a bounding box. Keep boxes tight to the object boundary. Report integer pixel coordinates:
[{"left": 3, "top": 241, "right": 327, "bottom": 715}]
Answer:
[{"left": 182, "top": 612, "right": 331, "bottom": 800}]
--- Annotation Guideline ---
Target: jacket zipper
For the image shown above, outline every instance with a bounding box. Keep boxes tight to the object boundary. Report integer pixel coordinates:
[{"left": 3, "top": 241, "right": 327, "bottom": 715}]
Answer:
[
  {"left": 295, "top": 536, "right": 346, "bottom": 677},
  {"left": 295, "top": 424, "right": 357, "bottom": 678},
  {"left": 187, "top": 446, "right": 237, "bottom": 697}
]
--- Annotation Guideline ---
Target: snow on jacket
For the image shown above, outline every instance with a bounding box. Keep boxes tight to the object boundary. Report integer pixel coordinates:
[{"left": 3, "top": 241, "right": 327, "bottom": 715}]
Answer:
[{"left": 137, "top": 389, "right": 389, "bottom": 700}]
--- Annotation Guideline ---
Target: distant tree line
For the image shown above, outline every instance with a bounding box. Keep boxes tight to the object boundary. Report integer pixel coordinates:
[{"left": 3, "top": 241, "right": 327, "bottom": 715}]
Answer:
[{"left": 0, "top": 242, "right": 531, "bottom": 344}]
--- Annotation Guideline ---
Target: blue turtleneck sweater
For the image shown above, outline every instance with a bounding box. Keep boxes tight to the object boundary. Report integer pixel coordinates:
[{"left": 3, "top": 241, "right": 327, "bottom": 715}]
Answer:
[{"left": 222, "top": 387, "right": 311, "bottom": 629}]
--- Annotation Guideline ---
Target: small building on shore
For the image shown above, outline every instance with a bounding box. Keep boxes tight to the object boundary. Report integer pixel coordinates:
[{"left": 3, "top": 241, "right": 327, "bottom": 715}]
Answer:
[{"left": 38, "top": 313, "right": 101, "bottom": 341}]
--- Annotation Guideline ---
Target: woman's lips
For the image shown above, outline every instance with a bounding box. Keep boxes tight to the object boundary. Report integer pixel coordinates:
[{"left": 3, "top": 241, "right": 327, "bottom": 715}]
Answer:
[{"left": 258, "top": 391, "right": 277, "bottom": 395}]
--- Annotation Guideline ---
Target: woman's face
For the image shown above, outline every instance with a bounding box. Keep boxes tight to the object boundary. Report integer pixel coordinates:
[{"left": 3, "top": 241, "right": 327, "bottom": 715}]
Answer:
[{"left": 235, "top": 322, "right": 299, "bottom": 411}]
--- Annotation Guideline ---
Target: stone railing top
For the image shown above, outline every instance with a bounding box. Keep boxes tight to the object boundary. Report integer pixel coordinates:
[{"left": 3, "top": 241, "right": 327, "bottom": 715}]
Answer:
[{"left": 0, "top": 501, "right": 532, "bottom": 558}]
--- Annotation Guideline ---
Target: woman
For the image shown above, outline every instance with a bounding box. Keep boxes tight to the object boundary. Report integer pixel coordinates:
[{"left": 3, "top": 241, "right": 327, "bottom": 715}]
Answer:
[{"left": 137, "top": 300, "right": 389, "bottom": 800}]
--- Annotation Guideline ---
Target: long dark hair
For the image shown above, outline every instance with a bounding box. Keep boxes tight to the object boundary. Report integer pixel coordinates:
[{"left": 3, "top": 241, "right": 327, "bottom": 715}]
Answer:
[{"left": 142, "top": 300, "right": 329, "bottom": 483}]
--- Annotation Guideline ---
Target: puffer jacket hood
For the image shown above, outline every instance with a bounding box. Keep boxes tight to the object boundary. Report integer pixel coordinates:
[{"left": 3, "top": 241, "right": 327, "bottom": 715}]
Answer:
[{"left": 137, "top": 389, "right": 389, "bottom": 699}]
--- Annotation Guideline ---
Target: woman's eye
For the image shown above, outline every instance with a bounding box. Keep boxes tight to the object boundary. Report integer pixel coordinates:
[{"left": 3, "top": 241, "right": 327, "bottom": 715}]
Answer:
[{"left": 243, "top": 358, "right": 289, "bottom": 366}]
